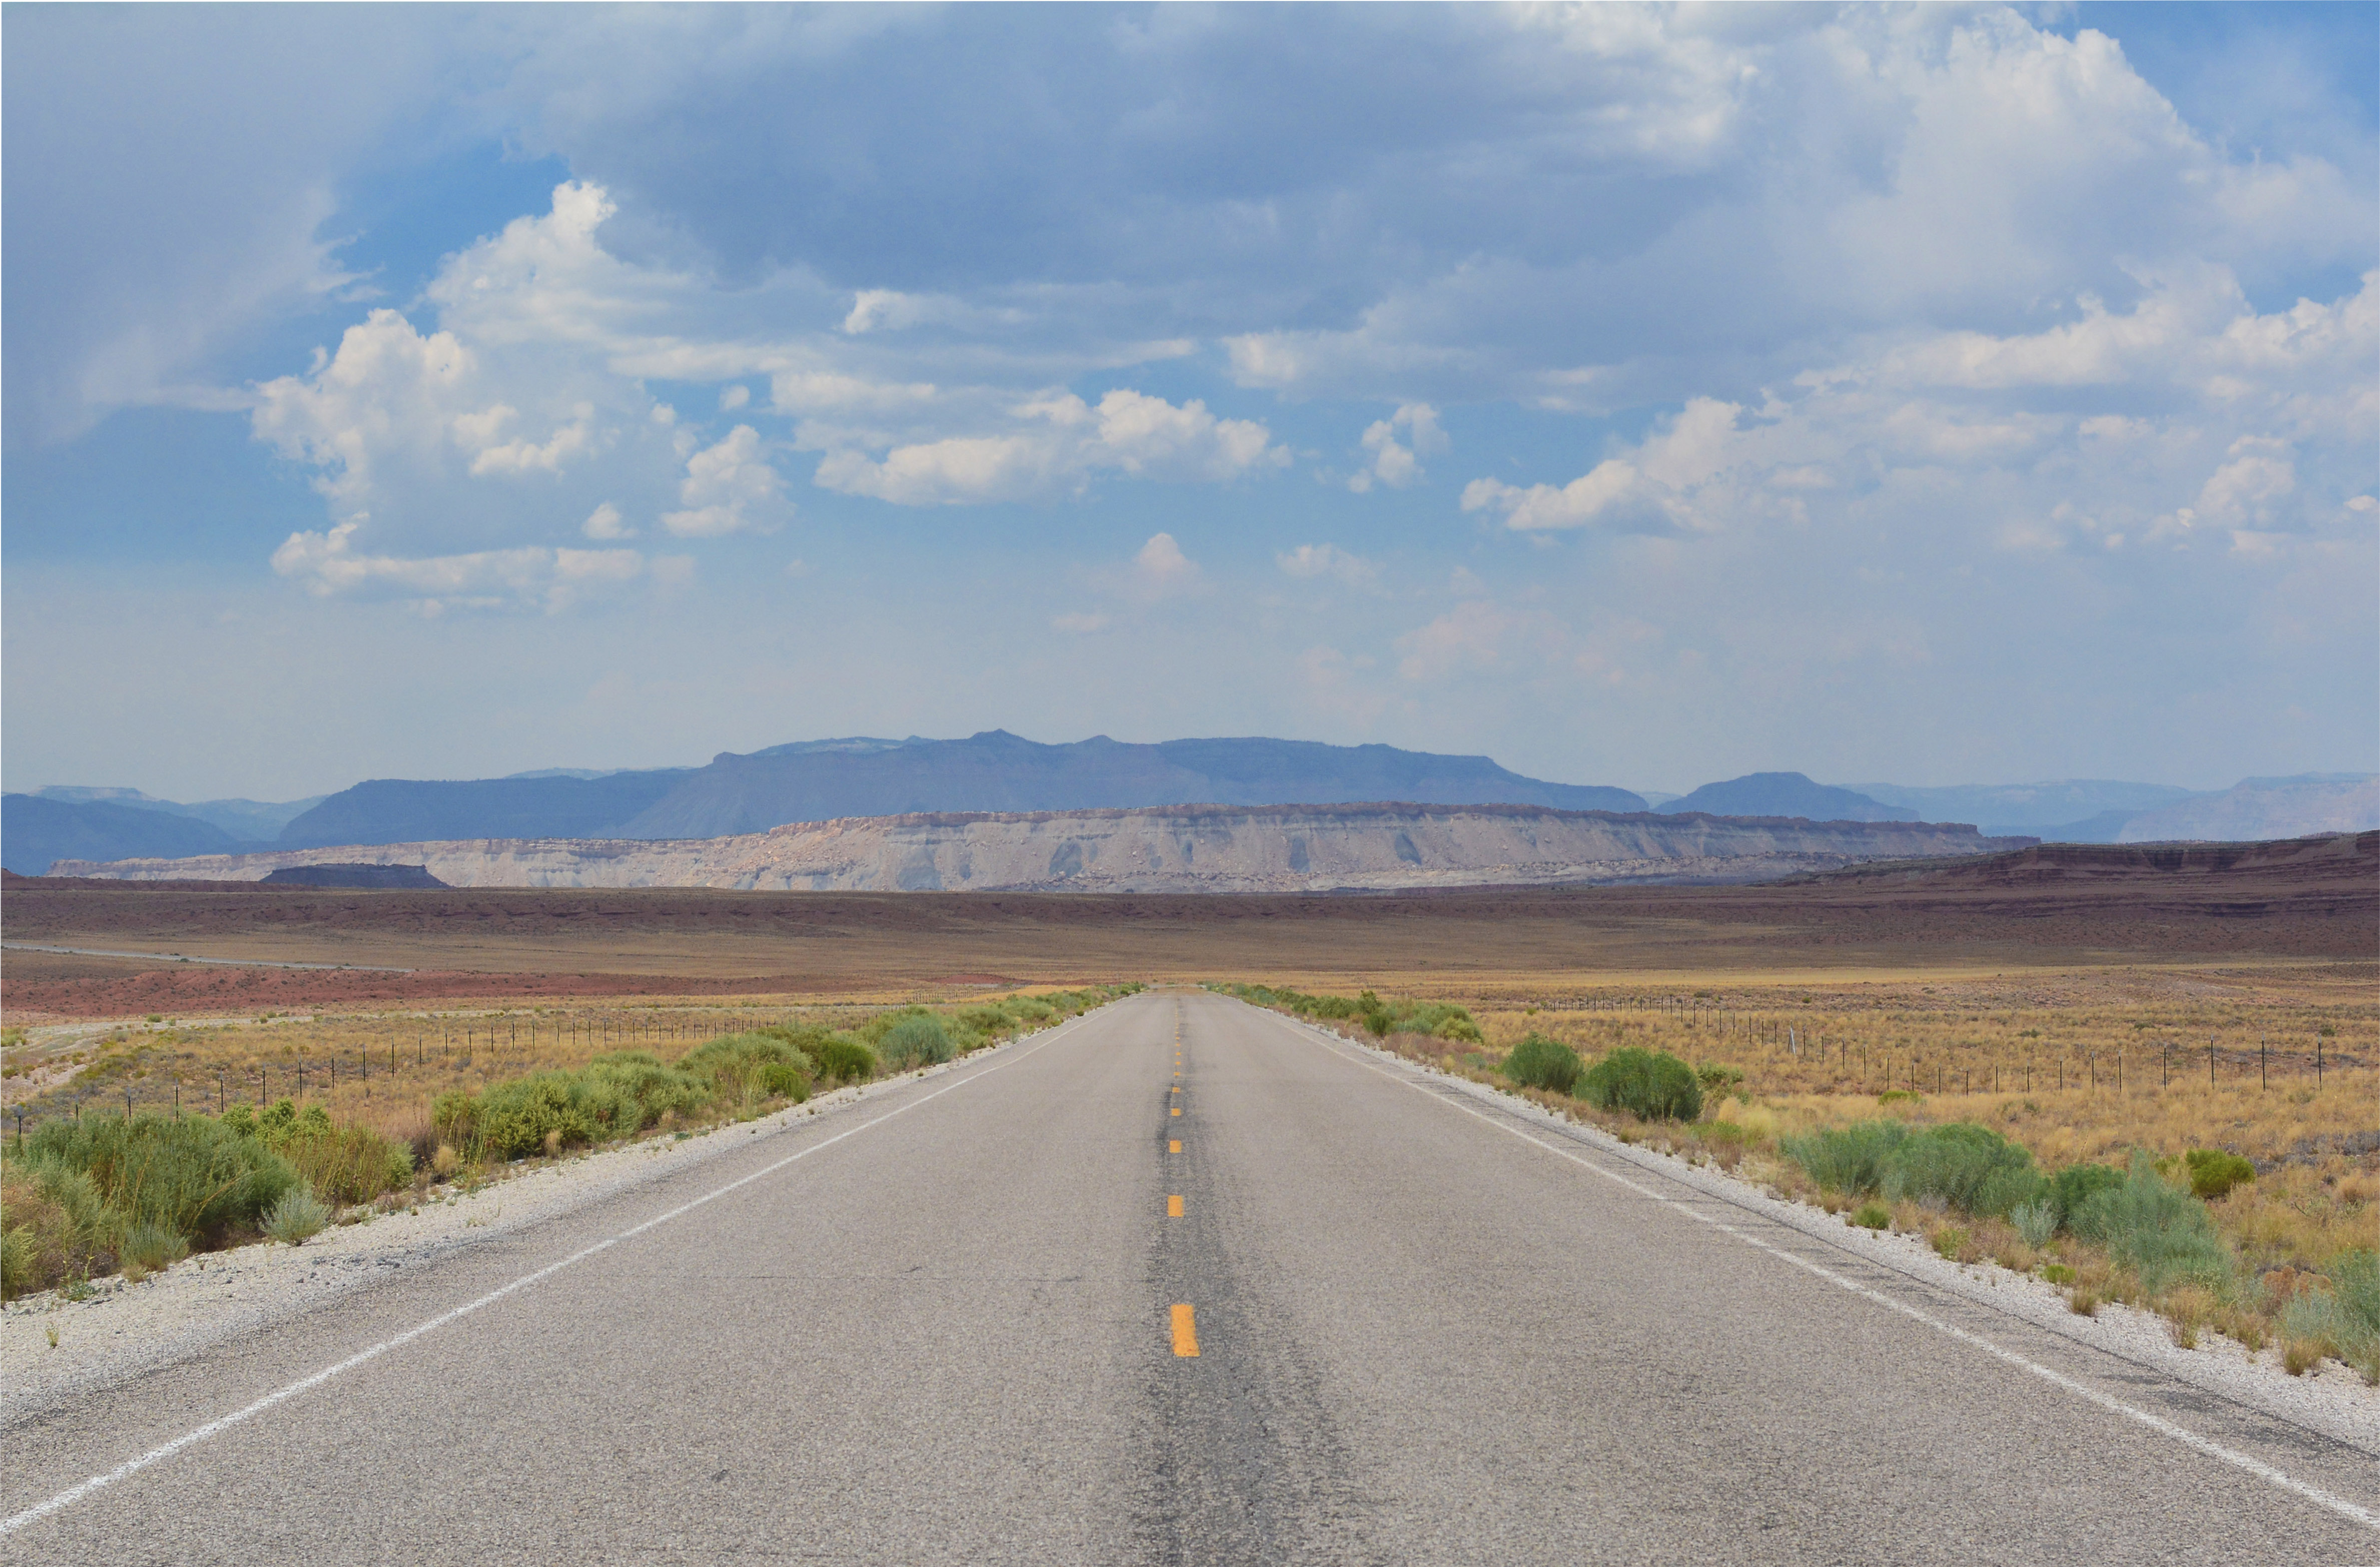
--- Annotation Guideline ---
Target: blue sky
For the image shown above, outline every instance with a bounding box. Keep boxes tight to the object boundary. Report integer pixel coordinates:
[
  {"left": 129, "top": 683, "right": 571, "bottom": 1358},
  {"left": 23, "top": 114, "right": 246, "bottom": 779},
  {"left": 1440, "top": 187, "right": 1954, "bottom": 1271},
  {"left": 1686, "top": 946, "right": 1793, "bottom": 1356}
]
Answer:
[{"left": 4, "top": 3, "right": 2374, "bottom": 801}]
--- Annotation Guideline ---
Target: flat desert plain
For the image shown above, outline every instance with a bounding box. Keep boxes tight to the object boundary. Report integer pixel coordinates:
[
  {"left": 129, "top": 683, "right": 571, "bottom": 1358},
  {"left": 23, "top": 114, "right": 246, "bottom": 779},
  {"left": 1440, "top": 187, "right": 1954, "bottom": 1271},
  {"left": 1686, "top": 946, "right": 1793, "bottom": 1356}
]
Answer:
[{"left": 2, "top": 834, "right": 2371, "bottom": 1016}]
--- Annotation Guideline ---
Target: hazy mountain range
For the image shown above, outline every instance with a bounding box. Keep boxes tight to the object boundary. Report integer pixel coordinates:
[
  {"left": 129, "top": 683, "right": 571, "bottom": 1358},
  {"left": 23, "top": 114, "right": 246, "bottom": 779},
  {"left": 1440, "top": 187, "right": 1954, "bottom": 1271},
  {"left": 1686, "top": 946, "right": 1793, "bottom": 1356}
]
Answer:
[
  {"left": 53, "top": 804, "right": 2029, "bottom": 894},
  {"left": 5, "top": 733, "right": 2371, "bottom": 876},
  {"left": 1654, "top": 773, "right": 1919, "bottom": 824},
  {"left": 19, "top": 785, "right": 327, "bottom": 842}
]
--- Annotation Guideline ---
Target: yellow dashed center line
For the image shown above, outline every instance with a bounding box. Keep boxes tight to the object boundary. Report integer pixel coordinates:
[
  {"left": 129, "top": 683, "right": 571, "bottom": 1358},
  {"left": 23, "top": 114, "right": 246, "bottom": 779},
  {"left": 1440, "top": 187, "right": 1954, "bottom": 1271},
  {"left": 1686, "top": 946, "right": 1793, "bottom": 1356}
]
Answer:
[
  {"left": 1167, "top": 1195, "right": 1184, "bottom": 1217},
  {"left": 1171, "top": 1303, "right": 1200, "bottom": 1357},
  {"left": 1168, "top": 1139, "right": 1181, "bottom": 1153},
  {"left": 1171, "top": 1106, "right": 1181, "bottom": 1117}
]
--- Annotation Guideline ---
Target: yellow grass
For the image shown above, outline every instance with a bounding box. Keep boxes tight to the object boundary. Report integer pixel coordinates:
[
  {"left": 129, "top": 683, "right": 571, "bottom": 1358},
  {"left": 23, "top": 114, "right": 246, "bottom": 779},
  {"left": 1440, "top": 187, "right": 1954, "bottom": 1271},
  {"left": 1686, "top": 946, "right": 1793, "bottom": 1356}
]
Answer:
[
  {"left": 0, "top": 990, "right": 1060, "bottom": 1149},
  {"left": 1462, "top": 976, "right": 2377, "bottom": 1274}
]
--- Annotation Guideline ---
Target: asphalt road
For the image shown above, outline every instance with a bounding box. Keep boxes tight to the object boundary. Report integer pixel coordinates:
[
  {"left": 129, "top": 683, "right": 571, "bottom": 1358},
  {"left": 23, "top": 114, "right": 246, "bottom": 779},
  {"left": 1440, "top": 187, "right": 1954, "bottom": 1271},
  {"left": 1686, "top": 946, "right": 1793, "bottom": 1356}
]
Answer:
[{"left": 6, "top": 991, "right": 2375, "bottom": 1563}]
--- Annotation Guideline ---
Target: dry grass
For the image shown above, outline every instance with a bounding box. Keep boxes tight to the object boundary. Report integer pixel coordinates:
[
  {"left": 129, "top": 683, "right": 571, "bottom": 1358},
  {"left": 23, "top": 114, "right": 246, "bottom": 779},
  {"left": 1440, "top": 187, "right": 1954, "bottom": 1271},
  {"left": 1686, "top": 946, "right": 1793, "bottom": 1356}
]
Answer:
[
  {"left": 0, "top": 990, "right": 1072, "bottom": 1153},
  {"left": 1452, "top": 974, "right": 2377, "bottom": 1280}
]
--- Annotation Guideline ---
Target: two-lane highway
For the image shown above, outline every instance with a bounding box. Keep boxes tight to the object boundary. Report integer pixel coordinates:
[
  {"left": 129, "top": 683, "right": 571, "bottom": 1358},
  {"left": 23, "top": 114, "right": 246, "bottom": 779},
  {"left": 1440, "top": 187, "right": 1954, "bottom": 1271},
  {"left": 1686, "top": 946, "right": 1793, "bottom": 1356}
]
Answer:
[{"left": 6, "top": 991, "right": 2374, "bottom": 1563}]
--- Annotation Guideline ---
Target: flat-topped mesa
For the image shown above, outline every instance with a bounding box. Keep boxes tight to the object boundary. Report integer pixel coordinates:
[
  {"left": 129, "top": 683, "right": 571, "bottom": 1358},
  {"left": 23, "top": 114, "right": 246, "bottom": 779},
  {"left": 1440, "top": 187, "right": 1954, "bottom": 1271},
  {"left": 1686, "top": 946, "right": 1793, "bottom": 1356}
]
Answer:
[{"left": 50, "top": 802, "right": 2034, "bottom": 893}]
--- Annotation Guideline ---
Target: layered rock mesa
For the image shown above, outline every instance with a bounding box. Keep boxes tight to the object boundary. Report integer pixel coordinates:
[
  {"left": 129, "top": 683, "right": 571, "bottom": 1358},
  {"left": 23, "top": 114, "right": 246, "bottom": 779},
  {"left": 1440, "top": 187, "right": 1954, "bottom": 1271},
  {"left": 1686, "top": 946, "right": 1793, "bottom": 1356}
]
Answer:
[
  {"left": 270, "top": 730, "right": 1649, "bottom": 849},
  {"left": 54, "top": 803, "right": 2033, "bottom": 893}
]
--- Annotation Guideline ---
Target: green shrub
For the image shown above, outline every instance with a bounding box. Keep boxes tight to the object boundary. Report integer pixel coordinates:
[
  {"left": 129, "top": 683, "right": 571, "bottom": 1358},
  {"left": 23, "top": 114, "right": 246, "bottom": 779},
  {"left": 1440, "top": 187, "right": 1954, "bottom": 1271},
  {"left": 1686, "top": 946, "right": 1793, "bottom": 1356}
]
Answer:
[
  {"left": 2279, "top": 1250, "right": 2380, "bottom": 1382},
  {"left": 877, "top": 1012, "right": 955, "bottom": 1069},
  {"left": 2070, "top": 1155, "right": 2235, "bottom": 1296},
  {"left": 0, "top": 1226, "right": 38, "bottom": 1298},
  {"left": 1698, "top": 1063, "right": 1746, "bottom": 1095},
  {"left": 475, "top": 1075, "right": 599, "bottom": 1159},
  {"left": 263, "top": 1187, "right": 330, "bottom": 1245},
  {"left": 2184, "top": 1148, "right": 2255, "bottom": 1200},
  {"left": 1219, "top": 983, "right": 1480, "bottom": 1042},
  {"left": 1580, "top": 1048, "right": 1703, "bottom": 1122},
  {"left": 121, "top": 1221, "right": 191, "bottom": 1273},
  {"left": 1398, "top": 1001, "right": 1484, "bottom": 1044},
  {"left": 246, "top": 1102, "right": 413, "bottom": 1205},
  {"left": 1883, "top": 1123, "right": 2043, "bottom": 1218},
  {"left": 2010, "top": 1200, "right": 2057, "bottom": 1248},
  {"left": 1852, "top": 1201, "right": 1891, "bottom": 1230},
  {"left": 1782, "top": 1120, "right": 1908, "bottom": 1196},
  {"left": 1, "top": 1159, "right": 114, "bottom": 1299},
  {"left": 279, "top": 1123, "right": 412, "bottom": 1206},
  {"left": 681, "top": 1034, "right": 814, "bottom": 1103},
  {"left": 2048, "top": 1162, "right": 2125, "bottom": 1232},
  {"left": 815, "top": 1035, "right": 878, "bottom": 1083},
  {"left": 1501, "top": 1033, "right": 1583, "bottom": 1094},
  {"left": 25, "top": 1111, "right": 298, "bottom": 1243},
  {"left": 440, "top": 1053, "right": 714, "bottom": 1162},
  {"left": 432, "top": 1089, "right": 476, "bottom": 1148},
  {"left": 580, "top": 1051, "right": 714, "bottom": 1125},
  {"left": 2338, "top": 1249, "right": 2380, "bottom": 1333},
  {"left": 951, "top": 1002, "right": 1046, "bottom": 1050}
]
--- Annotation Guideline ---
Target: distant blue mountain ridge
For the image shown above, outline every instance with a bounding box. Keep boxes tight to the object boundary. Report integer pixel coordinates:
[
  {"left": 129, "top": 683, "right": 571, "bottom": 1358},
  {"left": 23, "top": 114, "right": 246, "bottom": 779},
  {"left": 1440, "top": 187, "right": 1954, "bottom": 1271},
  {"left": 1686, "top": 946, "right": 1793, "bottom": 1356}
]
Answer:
[
  {"left": 1652, "top": 773, "right": 1917, "bottom": 823},
  {"left": 25, "top": 784, "right": 326, "bottom": 840},
  {"left": 2, "top": 794, "right": 253, "bottom": 876},
  {"left": 270, "top": 732, "right": 1649, "bottom": 850},
  {"left": 3, "top": 732, "right": 1646, "bottom": 870},
  {"left": 9, "top": 742, "right": 2362, "bottom": 874}
]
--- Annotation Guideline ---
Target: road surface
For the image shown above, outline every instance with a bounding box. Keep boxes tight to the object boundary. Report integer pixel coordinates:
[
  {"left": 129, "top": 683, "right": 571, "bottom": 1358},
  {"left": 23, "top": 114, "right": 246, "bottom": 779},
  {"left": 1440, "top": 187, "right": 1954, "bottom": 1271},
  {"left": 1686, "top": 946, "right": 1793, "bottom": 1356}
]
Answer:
[{"left": 6, "top": 991, "right": 2374, "bottom": 1562}]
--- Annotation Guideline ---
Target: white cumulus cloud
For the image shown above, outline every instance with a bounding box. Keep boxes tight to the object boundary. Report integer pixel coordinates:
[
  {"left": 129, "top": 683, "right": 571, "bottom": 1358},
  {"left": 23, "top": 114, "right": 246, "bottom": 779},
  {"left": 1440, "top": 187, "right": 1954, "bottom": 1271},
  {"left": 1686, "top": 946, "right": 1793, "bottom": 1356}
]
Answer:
[
  {"left": 1133, "top": 532, "right": 1200, "bottom": 594},
  {"left": 1349, "top": 403, "right": 1448, "bottom": 493},
  {"left": 581, "top": 502, "right": 633, "bottom": 540},
  {"left": 1276, "top": 544, "right": 1380, "bottom": 586},
  {"left": 1462, "top": 270, "right": 2377, "bottom": 561},
  {"left": 270, "top": 520, "right": 646, "bottom": 614},
  {"left": 662, "top": 425, "right": 794, "bottom": 537},
  {"left": 812, "top": 389, "right": 1285, "bottom": 505}
]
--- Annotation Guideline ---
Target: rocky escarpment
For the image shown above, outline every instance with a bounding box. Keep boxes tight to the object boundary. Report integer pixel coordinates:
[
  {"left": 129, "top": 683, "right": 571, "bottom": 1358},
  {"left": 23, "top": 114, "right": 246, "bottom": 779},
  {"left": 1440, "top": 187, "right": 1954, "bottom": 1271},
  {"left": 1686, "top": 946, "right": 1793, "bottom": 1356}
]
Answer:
[
  {"left": 271, "top": 731, "right": 1648, "bottom": 848},
  {"left": 53, "top": 802, "right": 2034, "bottom": 893}
]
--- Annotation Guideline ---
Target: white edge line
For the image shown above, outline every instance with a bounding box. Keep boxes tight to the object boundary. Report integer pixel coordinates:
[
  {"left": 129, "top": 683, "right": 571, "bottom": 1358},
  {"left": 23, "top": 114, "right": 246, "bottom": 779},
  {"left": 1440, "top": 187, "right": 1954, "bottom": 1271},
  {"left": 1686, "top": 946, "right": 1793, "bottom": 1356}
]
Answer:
[
  {"left": 1267, "top": 1009, "right": 2380, "bottom": 1534},
  {"left": 1, "top": 1010, "right": 1099, "bottom": 1536}
]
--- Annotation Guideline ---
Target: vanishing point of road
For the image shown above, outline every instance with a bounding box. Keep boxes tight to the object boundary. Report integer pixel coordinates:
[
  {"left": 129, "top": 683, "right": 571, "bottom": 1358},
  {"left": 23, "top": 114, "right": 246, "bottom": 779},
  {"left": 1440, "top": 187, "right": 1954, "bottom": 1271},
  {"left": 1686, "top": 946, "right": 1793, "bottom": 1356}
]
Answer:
[{"left": 6, "top": 991, "right": 2374, "bottom": 1562}]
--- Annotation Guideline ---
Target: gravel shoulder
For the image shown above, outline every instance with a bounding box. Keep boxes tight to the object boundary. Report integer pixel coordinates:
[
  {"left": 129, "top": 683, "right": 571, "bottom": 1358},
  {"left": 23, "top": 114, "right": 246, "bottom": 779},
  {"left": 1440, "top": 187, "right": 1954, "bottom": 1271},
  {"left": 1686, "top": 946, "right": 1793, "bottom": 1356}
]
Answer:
[
  {"left": 0, "top": 1031, "right": 1052, "bottom": 1426},
  {"left": 1289, "top": 1015, "right": 2380, "bottom": 1455}
]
